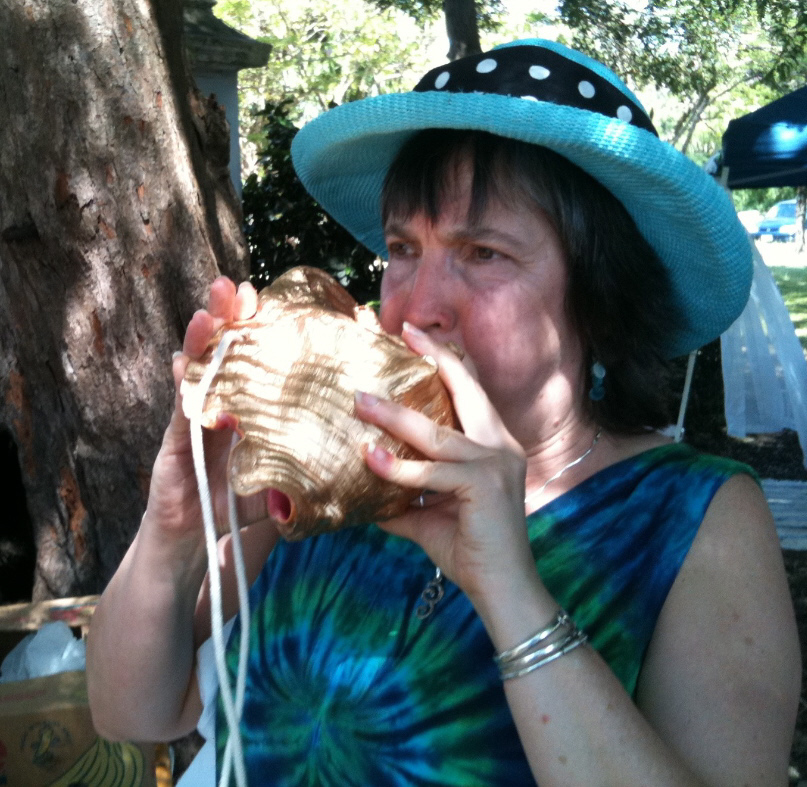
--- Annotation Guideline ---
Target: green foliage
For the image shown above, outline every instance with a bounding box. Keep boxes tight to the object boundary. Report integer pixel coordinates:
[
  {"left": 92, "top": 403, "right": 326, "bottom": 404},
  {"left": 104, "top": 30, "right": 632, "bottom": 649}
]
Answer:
[
  {"left": 367, "top": 0, "right": 505, "bottom": 33},
  {"left": 215, "top": 0, "right": 440, "bottom": 177},
  {"left": 771, "top": 264, "right": 807, "bottom": 353},
  {"left": 554, "top": 0, "right": 807, "bottom": 154},
  {"left": 755, "top": 0, "right": 807, "bottom": 86},
  {"left": 242, "top": 99, "right": 381, "bottom": 302},
  {"left": 215, "top": 0, "right": 254, "bottom": 26}
]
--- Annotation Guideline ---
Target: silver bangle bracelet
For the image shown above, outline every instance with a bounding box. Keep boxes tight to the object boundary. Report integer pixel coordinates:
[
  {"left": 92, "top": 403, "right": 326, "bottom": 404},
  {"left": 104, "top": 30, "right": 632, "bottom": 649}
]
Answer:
[
  {"left": 493, "top": 610, "right": 569, "bottom": 666},
  {"left": 494, "top": 609, "right": 588, "bottom": 681},
  {"left": 498, "top": 630, "right": 588, "bottom": 681}
]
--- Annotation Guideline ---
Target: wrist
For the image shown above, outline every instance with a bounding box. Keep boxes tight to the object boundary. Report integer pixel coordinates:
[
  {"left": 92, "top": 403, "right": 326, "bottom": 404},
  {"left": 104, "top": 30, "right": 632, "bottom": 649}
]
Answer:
[
  {"left": 137, "top": 508, "right": 209, "bottom": 583},
  {"left": 469, "top": 568, "right": 563, "bottom": 655}
]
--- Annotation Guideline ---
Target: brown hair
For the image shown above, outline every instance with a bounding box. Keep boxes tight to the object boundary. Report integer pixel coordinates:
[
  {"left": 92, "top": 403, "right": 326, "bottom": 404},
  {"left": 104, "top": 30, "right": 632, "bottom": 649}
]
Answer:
[{"left": 381, "top": 129, "right": 678, "bottom": 433}]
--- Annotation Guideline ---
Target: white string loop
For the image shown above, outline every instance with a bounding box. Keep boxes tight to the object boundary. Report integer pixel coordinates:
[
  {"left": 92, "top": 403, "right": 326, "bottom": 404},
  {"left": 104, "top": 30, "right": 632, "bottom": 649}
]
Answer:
[{"left": 188, "top": 330, "right": 250, "bottom": 787}]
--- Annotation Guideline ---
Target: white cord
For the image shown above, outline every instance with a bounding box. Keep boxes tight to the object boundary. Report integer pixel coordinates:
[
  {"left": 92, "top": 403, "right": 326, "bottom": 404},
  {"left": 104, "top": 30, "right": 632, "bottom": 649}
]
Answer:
[
  {"left": 220, "top": 469, "right": 251, "bottom": 786},
  {"left": 188, "top": 330, "right": 250, "bottom": 787}
]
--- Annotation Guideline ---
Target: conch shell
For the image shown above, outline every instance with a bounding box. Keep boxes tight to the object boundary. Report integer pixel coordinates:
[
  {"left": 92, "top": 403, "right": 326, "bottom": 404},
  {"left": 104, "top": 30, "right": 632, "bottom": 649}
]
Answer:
[{"left": 181, "top": 266, "right": 456, "bottom": 541}]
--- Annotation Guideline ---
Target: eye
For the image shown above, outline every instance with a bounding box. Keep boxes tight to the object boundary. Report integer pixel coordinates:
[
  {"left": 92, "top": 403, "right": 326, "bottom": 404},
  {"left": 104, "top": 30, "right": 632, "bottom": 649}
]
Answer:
[
  {"left": 386, "top": 240, "right": 415, "bottom": 259},
  {"left": 467, "top": 245, "right": 504, "bottom": 263}
]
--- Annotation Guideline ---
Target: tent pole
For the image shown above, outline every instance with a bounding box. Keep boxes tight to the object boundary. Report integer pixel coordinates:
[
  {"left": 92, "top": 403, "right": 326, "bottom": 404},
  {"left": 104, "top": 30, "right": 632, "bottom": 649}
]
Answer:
[{"left": 674, "top": 350, "right": 698, "bottom": 443}]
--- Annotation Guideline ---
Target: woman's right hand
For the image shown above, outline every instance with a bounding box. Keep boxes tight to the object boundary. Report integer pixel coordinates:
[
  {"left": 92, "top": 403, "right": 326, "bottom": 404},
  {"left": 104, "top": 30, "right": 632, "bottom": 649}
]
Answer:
[{"left": 144, "top": 276, "right": 269, "bottom": 543}]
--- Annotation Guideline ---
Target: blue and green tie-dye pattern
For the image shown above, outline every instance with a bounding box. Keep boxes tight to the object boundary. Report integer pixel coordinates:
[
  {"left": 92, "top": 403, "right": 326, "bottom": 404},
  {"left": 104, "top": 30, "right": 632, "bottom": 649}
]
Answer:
[{"left": 217, "top": 443, "right": 754, "bottom": 785}]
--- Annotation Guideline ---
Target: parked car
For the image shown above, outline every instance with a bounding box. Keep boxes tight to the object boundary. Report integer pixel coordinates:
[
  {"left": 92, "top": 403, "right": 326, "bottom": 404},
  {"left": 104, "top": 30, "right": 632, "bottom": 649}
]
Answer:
[{"left": 751, "top": 199, "right": 805, "bottom": 242}]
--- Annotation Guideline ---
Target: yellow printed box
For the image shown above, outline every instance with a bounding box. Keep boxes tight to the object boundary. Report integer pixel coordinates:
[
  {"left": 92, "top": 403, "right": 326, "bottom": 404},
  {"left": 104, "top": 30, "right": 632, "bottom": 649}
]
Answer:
[{"left": 0, "top": 670, "right": 156, "bottom": 786}]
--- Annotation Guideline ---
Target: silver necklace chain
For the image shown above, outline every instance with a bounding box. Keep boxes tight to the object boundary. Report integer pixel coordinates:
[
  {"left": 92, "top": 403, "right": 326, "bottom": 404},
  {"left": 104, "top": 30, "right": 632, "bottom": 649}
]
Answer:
[
  {"left": 523, "top": 427, "right": 603, "bottom": 510},
  {"left": 415, "top": 427, "right": 603, "bottom": 620}
]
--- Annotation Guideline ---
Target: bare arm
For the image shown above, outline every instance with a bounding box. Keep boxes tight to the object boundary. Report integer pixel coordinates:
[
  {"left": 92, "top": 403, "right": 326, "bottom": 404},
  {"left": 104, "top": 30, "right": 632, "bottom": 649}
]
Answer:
[
  {"left": 87, "top": 506, "right": 209, "bottom": 742},
  {"left": 86, "top": 278, "right": 277, "bottom": 742},
  {"left": 636, "top": 473, "right": 800, "bottom": 785}
]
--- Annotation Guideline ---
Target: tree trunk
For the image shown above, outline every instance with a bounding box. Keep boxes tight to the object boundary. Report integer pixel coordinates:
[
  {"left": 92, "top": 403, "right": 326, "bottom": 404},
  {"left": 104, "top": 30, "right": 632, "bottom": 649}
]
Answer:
[
  {"left": 443, "top": 0, "right": 481, "bottom": 61},
  {"left": 0, "top": 0, "right": 248, "bottom": 600}
]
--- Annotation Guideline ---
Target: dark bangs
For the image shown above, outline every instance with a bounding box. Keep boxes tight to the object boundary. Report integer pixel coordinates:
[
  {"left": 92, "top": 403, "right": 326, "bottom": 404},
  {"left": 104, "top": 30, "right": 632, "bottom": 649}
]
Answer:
[{"left": 381, "top": 130, "right": 536, "bottom": 229}]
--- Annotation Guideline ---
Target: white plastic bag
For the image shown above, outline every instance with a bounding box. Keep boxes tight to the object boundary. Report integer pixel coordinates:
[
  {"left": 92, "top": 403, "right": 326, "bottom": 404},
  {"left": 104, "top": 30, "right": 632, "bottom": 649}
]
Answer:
[{"left": 0, "top": 620, "right": 87, "bottom": 683}]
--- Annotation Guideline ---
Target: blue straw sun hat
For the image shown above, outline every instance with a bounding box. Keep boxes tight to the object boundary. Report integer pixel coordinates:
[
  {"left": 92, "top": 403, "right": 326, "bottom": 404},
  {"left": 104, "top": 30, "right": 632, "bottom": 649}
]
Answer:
[{"left": 291, "top": 38, "right": 752, "bottom": 358}]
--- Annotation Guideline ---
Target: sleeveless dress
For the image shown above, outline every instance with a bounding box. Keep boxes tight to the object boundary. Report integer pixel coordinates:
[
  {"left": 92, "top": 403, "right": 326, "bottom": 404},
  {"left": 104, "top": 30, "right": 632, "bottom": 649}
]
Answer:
[{"left": 213, "top": 443, "right": 754, "bottom": 785}]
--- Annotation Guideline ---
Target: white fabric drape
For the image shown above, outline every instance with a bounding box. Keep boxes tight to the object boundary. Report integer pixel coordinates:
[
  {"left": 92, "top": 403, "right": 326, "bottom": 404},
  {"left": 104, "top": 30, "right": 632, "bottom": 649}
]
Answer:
[{"left": 721, "top": 242, "right": 807, "bottom": 468}]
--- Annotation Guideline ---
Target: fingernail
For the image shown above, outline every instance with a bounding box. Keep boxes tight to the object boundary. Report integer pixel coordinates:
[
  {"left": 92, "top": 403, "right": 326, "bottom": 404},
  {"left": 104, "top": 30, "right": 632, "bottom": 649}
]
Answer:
[
  {"left": 402, "top": 321, "right": 424, "bottom": 337},
  {"left": 355, "top": 390, "right": 379, "bottom": 407},
  {"left": 365, "top": 441, "right": 390, "bottom": 461},
  {"left": 172, "top": 351, "right": 183, "bottom": 361}
]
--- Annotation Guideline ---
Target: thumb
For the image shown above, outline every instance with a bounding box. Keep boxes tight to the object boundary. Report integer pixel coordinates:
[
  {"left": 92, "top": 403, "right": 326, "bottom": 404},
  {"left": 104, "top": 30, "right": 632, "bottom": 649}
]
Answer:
[{"left": 171, "top": 351, "right": 192, "bottom": 425}]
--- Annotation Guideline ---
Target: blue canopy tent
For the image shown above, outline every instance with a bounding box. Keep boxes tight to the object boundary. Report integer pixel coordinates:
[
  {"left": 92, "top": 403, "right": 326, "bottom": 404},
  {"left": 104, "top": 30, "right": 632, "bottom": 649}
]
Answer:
[{"left": 722, "top": 85, "right": 807, "bottom": 188}]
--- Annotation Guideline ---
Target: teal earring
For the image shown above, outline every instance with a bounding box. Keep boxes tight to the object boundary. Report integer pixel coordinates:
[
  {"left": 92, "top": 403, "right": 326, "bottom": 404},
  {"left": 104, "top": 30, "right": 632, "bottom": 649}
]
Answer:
[{"left": 589, "top": 361, "right": 606, "bottom": 401}]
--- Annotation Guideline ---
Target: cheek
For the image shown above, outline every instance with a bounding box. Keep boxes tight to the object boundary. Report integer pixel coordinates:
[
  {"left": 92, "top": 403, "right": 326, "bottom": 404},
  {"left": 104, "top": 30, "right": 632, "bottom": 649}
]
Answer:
[
  {"left": 463, "top": 296, "right": 552, "bottom": 373},
  {"left": 452, "top": 300, "right": 501, "bottom": 369}
]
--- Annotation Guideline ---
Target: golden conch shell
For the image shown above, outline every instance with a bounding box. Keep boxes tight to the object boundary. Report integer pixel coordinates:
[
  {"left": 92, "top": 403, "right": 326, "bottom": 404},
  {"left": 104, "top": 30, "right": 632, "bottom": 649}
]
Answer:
[{"left": 181, "top": 266, "right": 456, "bottom": 541}]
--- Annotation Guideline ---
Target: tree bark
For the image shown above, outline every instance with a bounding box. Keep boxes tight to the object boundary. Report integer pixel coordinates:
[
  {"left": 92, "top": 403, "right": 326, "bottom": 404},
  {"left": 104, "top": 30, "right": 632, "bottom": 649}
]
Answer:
[
  {"left": 0, "top": 0, "right": 248, "bottom": 599},
  {"left": 443, "top": 0, "right": 481, "bottom": 61}
]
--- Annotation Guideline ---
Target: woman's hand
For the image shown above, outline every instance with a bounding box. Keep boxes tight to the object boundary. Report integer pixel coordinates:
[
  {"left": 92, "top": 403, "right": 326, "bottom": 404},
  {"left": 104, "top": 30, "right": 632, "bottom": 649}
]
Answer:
[
  {"left": 145, "top": 277, "right": 268, "bottom": 543},
  {"left": 355, "top": 321, "right": 541, "bottom": 615}
]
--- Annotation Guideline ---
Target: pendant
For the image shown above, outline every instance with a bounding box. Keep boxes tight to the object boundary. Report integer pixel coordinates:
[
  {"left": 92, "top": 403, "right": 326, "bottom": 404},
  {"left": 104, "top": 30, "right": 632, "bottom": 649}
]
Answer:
[{"left": 415, "top": 567, "right": 445, "bottom": 619}]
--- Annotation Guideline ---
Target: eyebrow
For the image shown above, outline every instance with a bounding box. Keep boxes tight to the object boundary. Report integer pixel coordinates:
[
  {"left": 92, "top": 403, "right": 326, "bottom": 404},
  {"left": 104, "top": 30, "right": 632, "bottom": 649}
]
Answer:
[
  {"left": 383, "top": 221, "right": 527, "bottom": 251},
  {"left": 382, "top": 222, "right": 413, "bottom": 239},
  {"left": 455, "top": 226, "right": 526, "bottom": 248}
]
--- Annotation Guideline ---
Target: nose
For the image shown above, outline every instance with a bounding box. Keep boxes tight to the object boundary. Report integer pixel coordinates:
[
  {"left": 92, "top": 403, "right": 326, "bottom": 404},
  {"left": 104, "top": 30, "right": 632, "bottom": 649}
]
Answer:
[{"left": 398, "top": 254, "right": 456, "bottom": 336}]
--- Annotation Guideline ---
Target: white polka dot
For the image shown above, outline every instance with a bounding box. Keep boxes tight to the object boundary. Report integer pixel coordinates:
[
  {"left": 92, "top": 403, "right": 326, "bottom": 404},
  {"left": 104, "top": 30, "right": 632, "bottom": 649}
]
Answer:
[
  {"left": 529, "top": 65, "right": 550, "bottom": 80},
  {"left": 617, "top": 105, "right": 633, "bottom": 122},
  {"left": 434, "top": 71, "right": 450, "bottom": 89},
  {"left": 476, "top": 58, "right": 497, "bottom": 74},
  {"left": 521, "top": 95, "right": 540, "bottom": 101},
  {"left": 578, "top": 80, "right": 596, "bottom": 99}
]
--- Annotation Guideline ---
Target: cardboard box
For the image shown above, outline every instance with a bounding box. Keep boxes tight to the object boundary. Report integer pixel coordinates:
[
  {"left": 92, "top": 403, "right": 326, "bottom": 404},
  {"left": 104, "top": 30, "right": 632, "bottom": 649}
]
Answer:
[
  {"left": 0, "top": 597, "right": 160, "bottom": 786},
  {"left": 0, "top": 669, "right": 156, "bottom": 785}
]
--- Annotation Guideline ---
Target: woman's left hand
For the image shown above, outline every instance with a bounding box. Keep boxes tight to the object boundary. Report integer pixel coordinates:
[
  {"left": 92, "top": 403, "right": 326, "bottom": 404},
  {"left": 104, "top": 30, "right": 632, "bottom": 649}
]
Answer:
[{"left": 355, "top": 321, "right": 540, "bottom": 614}]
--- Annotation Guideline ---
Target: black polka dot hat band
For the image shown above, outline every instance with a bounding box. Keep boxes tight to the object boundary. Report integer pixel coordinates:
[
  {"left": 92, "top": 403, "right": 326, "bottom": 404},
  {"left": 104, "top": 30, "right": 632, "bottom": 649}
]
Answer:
[
  {"left": 413, "top": 44, "right": 658, "bottom": 137},
  {"left": 292, "top": 39, "right": 752, "bottom": 357}
]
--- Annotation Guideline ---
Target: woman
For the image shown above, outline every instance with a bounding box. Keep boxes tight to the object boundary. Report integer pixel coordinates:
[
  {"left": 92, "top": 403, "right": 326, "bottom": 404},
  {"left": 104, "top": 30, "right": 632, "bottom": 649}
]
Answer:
[{"left": 87, "top": 39, "right": 800, "bottom": 785}]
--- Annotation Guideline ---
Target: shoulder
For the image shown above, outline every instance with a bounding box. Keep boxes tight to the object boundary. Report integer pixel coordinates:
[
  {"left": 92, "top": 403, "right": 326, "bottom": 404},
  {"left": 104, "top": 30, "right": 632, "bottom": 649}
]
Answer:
[
  {"left": 587, "top": 435, "right": 759, "bottom": 519},
  {"left": 635, "top": 472, "right": 801, "bottom": 784},
  {"left": 665, "top": 473, "right": 788, "bottom": 626},
  {"left": 598, "top": 430, "right": 758, "bottom": 485}
]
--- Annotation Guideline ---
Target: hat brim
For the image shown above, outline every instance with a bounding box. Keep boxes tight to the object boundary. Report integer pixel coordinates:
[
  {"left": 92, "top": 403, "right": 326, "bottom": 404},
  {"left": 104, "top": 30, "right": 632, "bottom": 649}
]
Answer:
[{"left": 292, "top": 90, "right": 752, "bottom": 358}]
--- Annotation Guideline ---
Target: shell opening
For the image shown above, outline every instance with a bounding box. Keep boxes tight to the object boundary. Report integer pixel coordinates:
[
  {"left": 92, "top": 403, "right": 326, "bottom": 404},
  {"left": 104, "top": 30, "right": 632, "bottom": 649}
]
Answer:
[{"left": 267, "top": 489, "right": 294, "bottom": 524}]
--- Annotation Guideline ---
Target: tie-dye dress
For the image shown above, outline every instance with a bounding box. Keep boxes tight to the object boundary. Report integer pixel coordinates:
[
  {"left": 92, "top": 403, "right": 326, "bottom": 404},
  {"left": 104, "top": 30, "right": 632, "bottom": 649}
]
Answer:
[{"left": 215, "top": 443, "right": 754, "bottom": 785}]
